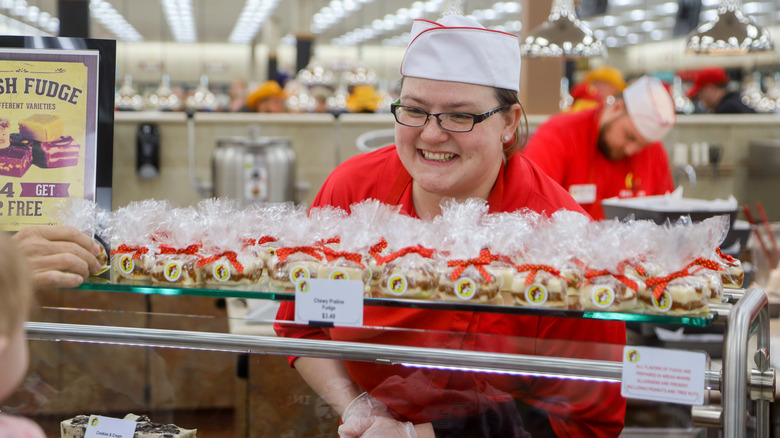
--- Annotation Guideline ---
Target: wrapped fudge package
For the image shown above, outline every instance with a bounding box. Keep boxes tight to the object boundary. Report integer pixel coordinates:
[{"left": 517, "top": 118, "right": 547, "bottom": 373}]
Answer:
[{"left": 109, "top": 200, "right": 172, "bottom": 284}]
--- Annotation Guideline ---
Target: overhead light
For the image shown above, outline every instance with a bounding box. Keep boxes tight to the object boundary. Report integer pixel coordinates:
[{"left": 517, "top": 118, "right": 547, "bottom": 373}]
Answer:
[
  {"left": 90, "top": 0, "right": 142, "bottom": 42},
  {"left": 228, "top": 0, "right": 281, "bottom": 44},
  {"left": 686, "top": 0, "right": 774, "bottom": 54},
  {"left": 0, "top": 0, "right": 58, "bottom": 34},
  {"left": 520, "top": 0, "right": 606, "bottom": 58},
  {"left": 161, "top": 0, "right": 196, "bottom": 43}
]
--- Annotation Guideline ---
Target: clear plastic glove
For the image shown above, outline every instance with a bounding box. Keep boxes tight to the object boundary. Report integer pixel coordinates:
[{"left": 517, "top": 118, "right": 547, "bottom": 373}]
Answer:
[
  {"left": 339, "top": 416, "right": 418, "bottom": 438},
  {"left": 339, "top": 392, "right": 418, "bottom": 438}
]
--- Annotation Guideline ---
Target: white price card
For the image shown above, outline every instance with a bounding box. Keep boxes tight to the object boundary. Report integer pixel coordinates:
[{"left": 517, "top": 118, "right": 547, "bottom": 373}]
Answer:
[
  {"left": 84, "top": 415, "right": 137, "bottom": 438},
  {"left": 621, "top": 346, "right": 706, "bottom": 405},
  {"left": 294, "top": 279, "right": 364, "bottom": 327}
]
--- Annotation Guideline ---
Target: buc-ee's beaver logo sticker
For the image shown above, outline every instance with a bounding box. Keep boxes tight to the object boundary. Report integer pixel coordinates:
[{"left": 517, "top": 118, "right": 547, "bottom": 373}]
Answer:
[
  {"left": 213, "top": 262, "right": 231, "bottom": 282},
  {"left": 387, "top": 274, "right": 408, "bottom": 296},
  {"left": 626, "top": 349, "right": 640, "bottom": 363},
  {"left": 163, "top": 261, "right": 182, "bottom": 282},
  {"left": 652, "top": 290, "right": 672, "bottom": 312},
  {"left": 455, "top": 278, "right": 476, "bottom": 300},
  {"left": 119, "top": 254, "right": 134, "bottom": 274},
  {"left": 330, "top": 269, "right": 348, "bottom": 280},
  {"left": 591, "top": 285, "right": 615, "bottom": 309},
  {"left": 289, "top": 265, "right": 310, "bottom": 284},
  {"left": 525, "top": 283, "right": 548, "bottom": 305},
  {"left": 296, "top": 280, "right": 310, "bottom": 293}
]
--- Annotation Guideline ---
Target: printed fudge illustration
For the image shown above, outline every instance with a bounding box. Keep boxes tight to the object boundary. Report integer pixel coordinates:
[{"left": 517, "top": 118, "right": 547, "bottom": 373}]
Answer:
[
  {"left": 0, "top": 143, "right": 33, "bottom": 177},
  {"left": 18, "top": 114, "right": 64, "bottom": 142},
  {"left": 0, "top": 117, "right": 9, "bottom": 147},
  {"left": 13, "top": 114, "right": 80, "bottom": 168}
]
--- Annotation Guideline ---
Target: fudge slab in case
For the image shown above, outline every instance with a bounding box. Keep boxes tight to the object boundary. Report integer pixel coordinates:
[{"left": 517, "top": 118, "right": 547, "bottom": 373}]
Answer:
[
  {"left": 61, "top": 414, "right": 197, "bottom": 438},
  {"left": 0, "top": 145, "right": 32, "bottom": 177}
]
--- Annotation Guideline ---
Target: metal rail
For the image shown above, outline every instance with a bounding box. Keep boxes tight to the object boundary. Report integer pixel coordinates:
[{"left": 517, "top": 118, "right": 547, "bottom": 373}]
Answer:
[
  {"left": 25, "top": 321, "right": 722, "bottom": 388},
  {"left": 723, "top": 287, "right": 772, "bottom": 437}
]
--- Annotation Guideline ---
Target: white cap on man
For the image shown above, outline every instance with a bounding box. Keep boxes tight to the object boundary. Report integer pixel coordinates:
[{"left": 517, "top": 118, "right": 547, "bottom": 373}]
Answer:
[
  {"left": 400, "top": 15, "right": 521, "bottom": 92},
  {"left": 623, "top": 76, "right": 676, "bottom": 143}
]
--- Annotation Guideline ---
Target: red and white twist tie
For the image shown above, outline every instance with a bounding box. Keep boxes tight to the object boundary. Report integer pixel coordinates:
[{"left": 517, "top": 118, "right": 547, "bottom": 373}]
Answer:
[
  {"left": 157, "top": 244, "right": 203, "bottom": 258},
  {"left": 110, "top": 244, "right": 149, "bottom": 259},
  {"left": 276, "top": 246, "right": 324, "bottom": 263},
  {"left": 379, "top": 245, "right": 435, "bottom": 265},
  {"left": 580, "top": 268, "right": 639, "bottom": 293},
  {"left": 321, "top": 247, "right": 366, "bottom": 268},
  {"left": 645, "top": 258, "right": 724, "bottom": 299},
  {"left": 196, "top": 251, "right": 244, "bottom": 274},
  {"left": 447, "top": 248, "right": 496, "bottom": 283},
  {"left": 515, "top": 264, "right": 564, "bottom": 286}
]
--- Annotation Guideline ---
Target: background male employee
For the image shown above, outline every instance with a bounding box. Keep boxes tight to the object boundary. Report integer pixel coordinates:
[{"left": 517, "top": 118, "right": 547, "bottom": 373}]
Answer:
[
  {"left": 523, "top": 75, "right": 676, "bottom": 220},
  {"left": 687, "top": 66, "right": 756, "bottom": 114}
]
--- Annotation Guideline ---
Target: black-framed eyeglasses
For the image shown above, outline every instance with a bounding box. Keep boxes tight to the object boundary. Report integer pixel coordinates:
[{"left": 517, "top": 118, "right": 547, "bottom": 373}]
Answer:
[{"left": 390, "top": 99, "right": 509, "bottom": 133}]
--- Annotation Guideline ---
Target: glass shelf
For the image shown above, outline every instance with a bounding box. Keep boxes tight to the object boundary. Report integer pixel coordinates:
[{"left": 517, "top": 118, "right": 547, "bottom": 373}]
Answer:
[{"left": 75, "top": 278, "right": 716, "bottom": 327}]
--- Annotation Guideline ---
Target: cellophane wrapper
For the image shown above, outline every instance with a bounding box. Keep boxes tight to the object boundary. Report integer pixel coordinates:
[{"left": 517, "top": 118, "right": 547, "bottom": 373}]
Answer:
[
  {"left": 197, "top": 198, "right": 264, "bottom": 289},
  {"left": 149, "top": 206, "right": 206, "bottom": 286},
  {"left": 108, "top": 199, "right": 171, "bottom": 284},
  {"left": 48, "top": 197, "right": 110, "bottom": 272},
  {"left": 377, "top": 210, "right": 439, "bottom": 300},
  {"left": 481, "top": 208, "right": 541, "bottom": 298}
]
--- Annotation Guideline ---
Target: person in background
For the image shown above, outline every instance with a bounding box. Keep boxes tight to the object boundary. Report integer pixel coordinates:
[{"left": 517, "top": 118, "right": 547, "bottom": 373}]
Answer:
[
  {"left": 346, "top": 84, "right": 381, "bottom": 113},
  {"left": 568, "top": 66, "right": 627, "bottom": 112},
  {"left": 275, "top": 13, "right": 626, "bottom": 438},
  {"left": 523, "top": 75, "right": 676, "bottom": 220},
  {"left": 246, "top": 80, "right": 288, "bottom": 113},
  {"left": 10, "top": 226, "right": 102, "bottom": 291},
  {"left": 227, "top": 77, "right": 249, "bottom": 112},
  {"left": 687, "top": 66, "right": 756, "bottom": 114},
  {"left": 0, "top": 231, "right": 46, "bottom": 437}
]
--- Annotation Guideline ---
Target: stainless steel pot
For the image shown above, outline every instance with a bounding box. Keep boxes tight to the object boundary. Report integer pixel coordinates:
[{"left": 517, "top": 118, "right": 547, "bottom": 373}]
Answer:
[{"left": 212, "top": 134, "right": 297, "bottom": 205}]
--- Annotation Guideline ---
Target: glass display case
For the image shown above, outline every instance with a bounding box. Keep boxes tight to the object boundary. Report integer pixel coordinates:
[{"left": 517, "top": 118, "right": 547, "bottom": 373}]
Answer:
[{"left": 4, "top": 281, "right": 774, "bottom": 437}]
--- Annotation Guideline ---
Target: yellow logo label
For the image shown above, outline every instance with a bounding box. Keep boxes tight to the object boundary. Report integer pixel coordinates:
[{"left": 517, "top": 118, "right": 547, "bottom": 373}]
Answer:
[
  {"left": 591, "top": 285, "right": 615, "bottom": 309},
  {"left": 90, "top": 417, "right": 99, "bottom": 426},
  {"left": 289, "top": 265, "right": 310, "bottom": 284},
  {"left": 119, "top": 254, "right": 134, "bottom": 274},
  {"left": 296, "top": 280, "right": 310, "bottom": 293},
  {"left": 213, "top": 262, "right": 230, "bottom": 282},
  {"left": 652, "top": 290, "right": 672, "bottom": 312},
  {"left": 455, "top": 278, "right": 476, "bottom": 300},
  {"left": 330, "top": 270, "right": 348, "bottom": 280},
  {"left": 163, "top": 261, "right": 182, "bottom": 282},
  {"left": 626, "top": 349, "right": 640, "bottom": 363},
  {"left": 387, "top": 274, "right": 408, "bottom": 296},
  {"left": 524, "top": 283, "right": 548, "bottom": 305}
]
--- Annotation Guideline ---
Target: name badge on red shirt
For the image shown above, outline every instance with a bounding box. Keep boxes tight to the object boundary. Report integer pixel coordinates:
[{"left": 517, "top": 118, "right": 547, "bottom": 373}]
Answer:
[{"left": 568, "top": 184, "right": 597, "bottom": 204}]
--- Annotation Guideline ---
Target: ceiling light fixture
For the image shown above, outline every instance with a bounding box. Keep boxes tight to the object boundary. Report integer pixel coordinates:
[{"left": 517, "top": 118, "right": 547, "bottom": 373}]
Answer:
[
  {"left": 686, "top": 0, "right": 774, "bottom": 54},
  {"left": 0, "top": 0, "right": 58, "bottom": 34},
  {"left": 520, "top": 0, "right": 605, "bottom": 58},
  {"left": 90, "top": 0, "right": 142, "bottom": 42},
  {"left": 228, "top": 0, "right": 281, "bottom": 44},
  {"left": 161, "top": 0, "right": 196, "bottom": 44}
]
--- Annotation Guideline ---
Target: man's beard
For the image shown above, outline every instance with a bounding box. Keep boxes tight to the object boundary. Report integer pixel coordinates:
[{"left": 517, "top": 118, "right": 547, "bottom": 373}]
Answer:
[{"left": 597, "top": 118, "right": 622, "bottom": 161}]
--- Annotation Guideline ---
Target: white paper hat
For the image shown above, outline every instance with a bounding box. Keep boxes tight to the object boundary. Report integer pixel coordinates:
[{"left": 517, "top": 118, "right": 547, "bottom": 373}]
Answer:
[
  {"left": 400, "top": 15, "right": 521, "bottom": 92},
  {"left": 623, "top": 75, "right": 676, "bottom": 143}
]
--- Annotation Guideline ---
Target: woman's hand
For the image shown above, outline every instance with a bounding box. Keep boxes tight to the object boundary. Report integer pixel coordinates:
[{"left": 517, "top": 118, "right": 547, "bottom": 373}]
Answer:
[{"left": 11, "top": 225, "right": 102, "bottom": 291}]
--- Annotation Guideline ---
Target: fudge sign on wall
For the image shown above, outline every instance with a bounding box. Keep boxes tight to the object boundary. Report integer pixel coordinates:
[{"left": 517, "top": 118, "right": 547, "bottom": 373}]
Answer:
[{"left": 0, "top": 48, "right": 99, "bottom": 231}]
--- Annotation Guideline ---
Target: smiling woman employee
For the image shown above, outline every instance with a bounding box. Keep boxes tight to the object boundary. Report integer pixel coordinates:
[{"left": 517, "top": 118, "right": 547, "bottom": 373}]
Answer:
[{"left": 274, "top": 13, "right": 626, "bottom": 438}]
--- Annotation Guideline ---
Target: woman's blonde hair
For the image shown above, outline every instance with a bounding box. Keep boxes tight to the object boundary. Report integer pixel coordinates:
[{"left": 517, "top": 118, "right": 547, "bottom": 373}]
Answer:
[{"left": 0, "top": 231, "right": 32, "bottom": 335}]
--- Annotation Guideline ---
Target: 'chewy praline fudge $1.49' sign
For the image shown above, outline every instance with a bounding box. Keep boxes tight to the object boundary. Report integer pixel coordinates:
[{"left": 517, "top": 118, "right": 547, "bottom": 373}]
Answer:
[{"left": 0, "top": 48, "right": 99, "bottom": 231}]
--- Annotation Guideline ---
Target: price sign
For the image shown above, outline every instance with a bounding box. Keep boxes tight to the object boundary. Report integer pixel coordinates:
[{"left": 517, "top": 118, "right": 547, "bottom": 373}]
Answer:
[{"left": 294, "top": 278, "right": 364, "bottom": 327}]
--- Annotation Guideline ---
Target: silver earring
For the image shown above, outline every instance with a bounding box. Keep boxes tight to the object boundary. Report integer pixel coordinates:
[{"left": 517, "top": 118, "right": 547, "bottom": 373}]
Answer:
[{"left": 502, "top": 135, "right": 511, "bottom": 142}]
